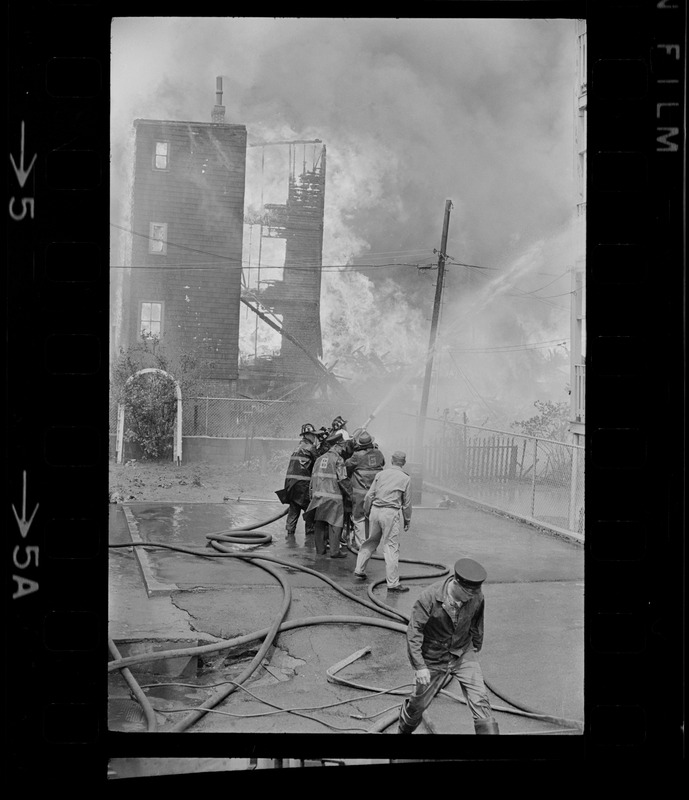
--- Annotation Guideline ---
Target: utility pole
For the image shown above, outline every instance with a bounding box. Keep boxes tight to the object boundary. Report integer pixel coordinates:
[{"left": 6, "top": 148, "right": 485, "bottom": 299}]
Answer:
[{"left": 414, "top": 199, "right": 453, "bottom": 464}]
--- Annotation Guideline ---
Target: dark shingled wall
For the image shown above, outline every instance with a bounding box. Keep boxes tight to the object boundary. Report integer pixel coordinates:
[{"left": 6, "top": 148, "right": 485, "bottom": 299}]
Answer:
[{"left": 123, "top": 119, "right": 247, "bottom": 391}]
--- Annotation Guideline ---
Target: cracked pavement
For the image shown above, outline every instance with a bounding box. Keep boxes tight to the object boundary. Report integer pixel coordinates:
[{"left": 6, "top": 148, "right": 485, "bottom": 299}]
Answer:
[{"left": 109, "top": 495, "right": 583, "bottom": 734}]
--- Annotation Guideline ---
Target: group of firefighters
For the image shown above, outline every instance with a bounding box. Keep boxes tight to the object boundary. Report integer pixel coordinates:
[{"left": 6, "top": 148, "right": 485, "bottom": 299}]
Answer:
[
  {"left": 277, "top": 417, "right": 500, "bottom": 735},
  {"left": 279, "top": 415, "right": 411, "bottom": 588}
]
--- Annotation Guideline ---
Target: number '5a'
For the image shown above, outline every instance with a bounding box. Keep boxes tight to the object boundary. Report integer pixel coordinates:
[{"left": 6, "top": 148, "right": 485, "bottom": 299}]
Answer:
[{"left": 9, "top": 197, "right": 34, "bottom": 221}]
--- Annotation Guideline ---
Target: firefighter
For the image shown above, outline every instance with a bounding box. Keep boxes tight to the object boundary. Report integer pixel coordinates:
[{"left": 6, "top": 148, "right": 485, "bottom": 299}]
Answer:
[
  {"left": 304, "top": 431, "right": 351, "bottom": 558},
  {"left": 331, "top": 415, "right": 347, "bottom": 434},
  {"left": 315, "top": 416, "right": 347, "bottom": 457},
  {"left": 314, "top": 426, "right": 330, "bottom": 457},
  {"left": 342, "top": 427, "right": 362, "bottom": 461},
  {"left": 276, "top": 423, "right": 319, "bottom": 537},
  {"left": 398, "top": 558, "right": 499, "bottom": 735},
  {"left": 353, "top": 450, "right": 411, "bottom": 591},
  {"left": 345, "top": 430, "right": 385, "bottom": 548}
]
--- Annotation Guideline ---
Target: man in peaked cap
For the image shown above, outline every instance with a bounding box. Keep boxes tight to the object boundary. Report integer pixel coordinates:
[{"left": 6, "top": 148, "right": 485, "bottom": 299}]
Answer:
[{"left": 398, "top": 557, "right": 500, "bottom": 735}]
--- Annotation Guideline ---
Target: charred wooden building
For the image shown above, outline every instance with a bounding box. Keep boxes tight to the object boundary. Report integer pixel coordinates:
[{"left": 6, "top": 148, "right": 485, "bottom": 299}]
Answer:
[{"left": 111, "top": 79, "right": 329, "bottom": 401}]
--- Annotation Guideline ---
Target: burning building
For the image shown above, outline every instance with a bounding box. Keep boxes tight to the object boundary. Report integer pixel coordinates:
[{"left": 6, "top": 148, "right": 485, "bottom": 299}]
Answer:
[
  {"left": 111, "top": 79, "right": 247, "bottom": 396},
  {"left": 111, "top": 79, "right": 331, "bottom": 400},
  {"left": 244, "top": 140, "right": 326, "bottom": 387}
]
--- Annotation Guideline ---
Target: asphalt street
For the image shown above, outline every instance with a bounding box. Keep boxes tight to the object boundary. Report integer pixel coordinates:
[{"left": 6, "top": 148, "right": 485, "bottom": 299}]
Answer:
[{"left": 108, "top": 491, "right": 584, "bottom": 735}]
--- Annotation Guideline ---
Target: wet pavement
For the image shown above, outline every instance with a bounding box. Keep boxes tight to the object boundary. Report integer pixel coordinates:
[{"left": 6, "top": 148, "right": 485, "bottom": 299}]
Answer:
[{"left": 109, "top": 490, "right": 584, "bottom": 735}]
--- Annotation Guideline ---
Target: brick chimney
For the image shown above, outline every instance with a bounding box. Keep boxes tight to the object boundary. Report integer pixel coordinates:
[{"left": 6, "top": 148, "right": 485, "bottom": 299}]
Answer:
[{"left": 211, "top": 76, "right": 226, "bottom": 123}]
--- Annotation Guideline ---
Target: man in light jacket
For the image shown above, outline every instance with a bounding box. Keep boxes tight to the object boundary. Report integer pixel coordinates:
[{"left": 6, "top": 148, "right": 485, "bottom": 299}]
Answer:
[{"left": 353, "top": 450, "right": 411, "bottom": 592}]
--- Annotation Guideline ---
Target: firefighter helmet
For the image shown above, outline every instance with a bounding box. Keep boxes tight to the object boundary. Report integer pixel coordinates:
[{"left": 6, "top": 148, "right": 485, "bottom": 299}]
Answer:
[
  {"left": 300, "top": 423, "right": 316, "bottom": 437},
  {"left": 331, "top": 416, "right": 347, "bottom": 431},
  {"left": 357, "top": 430, "right": 373, "bottom": 447}
]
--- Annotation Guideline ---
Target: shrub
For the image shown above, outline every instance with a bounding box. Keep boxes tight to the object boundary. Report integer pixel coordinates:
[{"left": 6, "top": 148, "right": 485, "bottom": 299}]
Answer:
[
  {"left": 512, "top": 399, "right": 570, "bottom": 443},
  {"left": 111, "top": 336, "right": 202, "bottom": 461},
  {"left": 122, "top": 371, "right": 177, "bottom": 459}
]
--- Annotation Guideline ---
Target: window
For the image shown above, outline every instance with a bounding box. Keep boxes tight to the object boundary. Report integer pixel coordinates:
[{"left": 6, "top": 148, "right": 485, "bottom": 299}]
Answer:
[
  {"left": 140, "top": 301, "right": 163, "bottom": 338},
  {"left": 153, "top": 141, "right": 169, "bottom": 170},
  {"left": 149, "top": 222, "right": 167, "bottom": 254}
]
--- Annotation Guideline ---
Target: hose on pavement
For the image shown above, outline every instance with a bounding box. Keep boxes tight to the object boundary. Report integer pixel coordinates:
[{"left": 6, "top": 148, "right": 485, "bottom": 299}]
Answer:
[{"left": 109, "top": 507, "right": 582, "bottom": 733}]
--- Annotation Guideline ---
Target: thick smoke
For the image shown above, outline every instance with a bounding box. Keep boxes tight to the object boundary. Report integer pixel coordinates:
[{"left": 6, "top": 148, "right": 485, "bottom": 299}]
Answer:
[{"left": 111, "top": 17, "right": 578, "bottom": 424}]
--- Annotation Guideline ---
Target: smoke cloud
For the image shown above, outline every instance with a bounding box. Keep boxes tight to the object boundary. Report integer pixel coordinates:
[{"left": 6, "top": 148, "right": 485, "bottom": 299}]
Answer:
[{"left": 111, "top": 17, "right": 578, "bottom": 424}]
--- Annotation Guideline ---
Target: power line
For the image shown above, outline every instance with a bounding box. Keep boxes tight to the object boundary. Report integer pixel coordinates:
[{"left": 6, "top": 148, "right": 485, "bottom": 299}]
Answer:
[
  {"left": 111, "top": 222, "right": 432, "bottom": 271},
  {"left": 446, "top": 339, "right": 569, "bottom": 354},
  {"left": 442, "top": 250, "right": 565, "bottom": 279},
  {"left": 111, "top": 220, "right": 572, "bottom": 305},
  {"left": 109, "top": 262, "right": 426, "bottom": 271},
  {"left": 454, "top": 262, "right": 569, "bottom": 310},
  {"left": 506, "top": 270, "right": 570, "bottom": 295},
  {"left": 447, "top": 352, "right": 496, "bottom": 421}
]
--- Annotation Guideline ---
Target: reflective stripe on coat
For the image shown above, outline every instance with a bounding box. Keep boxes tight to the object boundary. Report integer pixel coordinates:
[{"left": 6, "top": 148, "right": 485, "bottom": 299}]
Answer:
[
  {"left": 282, "top": 438, "right": 318, "bottom": 508},
  {"left": 304, "top": 450, "right": 349, "bottom": 527},
  {"left": 345, "top": 446, "right": 385, "bottom": 518}
]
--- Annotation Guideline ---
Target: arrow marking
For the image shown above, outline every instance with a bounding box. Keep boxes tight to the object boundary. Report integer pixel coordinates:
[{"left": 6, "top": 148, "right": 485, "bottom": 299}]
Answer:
[
  {"left": 12, "top": 471, "right": 39, "bottom": 539},
  {"left": 9, "top": 122, "right": 37, "bottom": 189}
]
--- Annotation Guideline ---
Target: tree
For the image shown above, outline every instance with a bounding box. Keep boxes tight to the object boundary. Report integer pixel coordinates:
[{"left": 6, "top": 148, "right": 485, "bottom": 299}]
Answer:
[{"left": 512, "top": 399, "right": 570, "bottom": 443}]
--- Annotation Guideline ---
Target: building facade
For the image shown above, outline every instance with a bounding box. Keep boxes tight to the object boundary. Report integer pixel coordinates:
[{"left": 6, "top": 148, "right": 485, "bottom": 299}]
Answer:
[
  {"left": 570, "top": 18, "right": 586, "bottom": 442},
  {"left": 568, "top": 19, "right": 586, "bottom": 532},
  {"left": 112, "top": 96, "right": 247, "bottom": 397}
]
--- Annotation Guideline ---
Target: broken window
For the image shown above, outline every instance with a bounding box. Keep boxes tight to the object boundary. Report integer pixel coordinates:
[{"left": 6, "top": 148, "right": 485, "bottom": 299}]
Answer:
[
  {"left": 149, "top": 222, "right": 167, "bottom": 254},
  {"left": 153, "top": 141, "right": 169, "bottom": 170},
  {"left": 140, "top": 301, "right": 163, "bottom": 338}
]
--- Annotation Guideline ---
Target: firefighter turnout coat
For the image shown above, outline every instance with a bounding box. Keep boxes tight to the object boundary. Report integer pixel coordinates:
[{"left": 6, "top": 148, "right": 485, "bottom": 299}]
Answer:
[
  {"left": 345, "top": 445, "right": 386, "bottom": 519},
  {"left": 304, "top": 449, "right": 350, "bottom": 528},
  {"left": 281, "top": 437, "right": 318, "bottom": 509}
]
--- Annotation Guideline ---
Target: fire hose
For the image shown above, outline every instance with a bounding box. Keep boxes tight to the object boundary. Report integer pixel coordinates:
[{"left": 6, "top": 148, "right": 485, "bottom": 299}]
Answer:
[
  {"left": 200, "top": 508, "right": 288, "bottom": 545},
  {"left": 108, "top": 512, "right": 583, "bottom": 733}
]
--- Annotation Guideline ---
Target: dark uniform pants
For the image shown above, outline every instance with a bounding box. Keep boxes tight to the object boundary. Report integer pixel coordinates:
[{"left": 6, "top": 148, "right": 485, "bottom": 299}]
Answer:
[
  {"left": 399, "top": 651, "right": 494, "bottom": 732},
  {"left": 314, "top": 520, "right": 342, "bottom": 556},
  {"left": 286, "top": 501, "right": 314, "bottom": 535}
]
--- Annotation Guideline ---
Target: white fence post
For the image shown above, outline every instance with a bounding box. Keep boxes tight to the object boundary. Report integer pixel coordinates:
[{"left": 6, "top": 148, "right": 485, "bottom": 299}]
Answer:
[{"left": 116, "top": 402, "right": 125, "bottom": 464}]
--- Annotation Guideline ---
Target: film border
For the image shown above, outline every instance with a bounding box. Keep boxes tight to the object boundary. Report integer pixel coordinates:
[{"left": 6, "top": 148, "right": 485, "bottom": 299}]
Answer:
[{"left": 4, "top": 0, "right": 685, "bottom": 784}]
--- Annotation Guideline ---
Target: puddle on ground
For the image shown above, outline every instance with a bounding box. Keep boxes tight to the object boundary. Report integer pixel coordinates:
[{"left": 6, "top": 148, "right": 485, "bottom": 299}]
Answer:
[{"left": 131, "top": 503, "right": 280, "bottom": 546}]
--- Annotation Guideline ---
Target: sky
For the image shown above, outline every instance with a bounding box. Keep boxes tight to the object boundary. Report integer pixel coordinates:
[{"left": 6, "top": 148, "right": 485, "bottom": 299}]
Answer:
[{"left": 111, "top": 17, "right": 580, "bottom": 426}]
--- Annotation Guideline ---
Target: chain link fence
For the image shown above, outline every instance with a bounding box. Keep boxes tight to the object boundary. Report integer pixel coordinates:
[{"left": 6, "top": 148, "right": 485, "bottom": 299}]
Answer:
[
  {"left": 109, "top": 396, "right": 367, "bottom": 439},
  {"left": 179, "top": 397, "right": 365, "bottom": 439},
  {"left": 109, "top": 395, "right": 584, "bottom": 535},
  {"left": 393, "top": 415, "right": 584, "bottom": 535}
]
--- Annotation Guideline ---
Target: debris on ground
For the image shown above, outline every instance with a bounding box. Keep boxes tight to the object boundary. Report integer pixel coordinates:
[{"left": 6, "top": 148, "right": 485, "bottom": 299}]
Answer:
[{"left": 109, "top": 459, "right": 286, "bottom": 503}]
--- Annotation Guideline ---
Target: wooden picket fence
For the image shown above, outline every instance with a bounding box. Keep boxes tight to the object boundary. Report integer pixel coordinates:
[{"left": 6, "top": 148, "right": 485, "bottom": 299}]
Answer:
[{"left": 425, "top": 433, "right": 521, "bottom": 483}]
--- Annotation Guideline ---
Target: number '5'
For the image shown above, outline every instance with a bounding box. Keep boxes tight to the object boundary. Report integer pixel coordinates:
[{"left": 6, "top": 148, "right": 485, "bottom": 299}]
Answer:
[
  {"left": 9, "top": 197, "right": 35, "bottom": 221},
  {"left": 14, "top": 546, "right": 39, "bottom": 569}
]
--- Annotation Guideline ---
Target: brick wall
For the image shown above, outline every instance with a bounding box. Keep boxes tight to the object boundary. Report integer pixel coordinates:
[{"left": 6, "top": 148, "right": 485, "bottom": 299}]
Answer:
[{"left": 124, "top": 119, "right": 247, "bottom": 387}]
